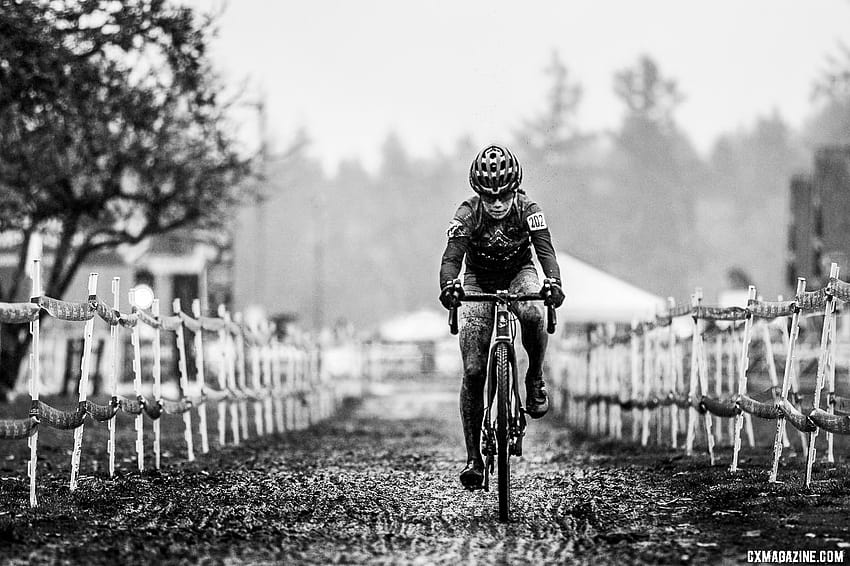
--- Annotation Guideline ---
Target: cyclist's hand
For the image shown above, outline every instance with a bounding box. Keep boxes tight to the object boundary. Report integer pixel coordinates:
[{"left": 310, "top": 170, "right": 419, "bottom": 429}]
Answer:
[
  {"left": 541, "top": 278, "right": 565, "bottom": 308},
  {"left": 439, "top": 279, "right": 464, "bottom": 310}
]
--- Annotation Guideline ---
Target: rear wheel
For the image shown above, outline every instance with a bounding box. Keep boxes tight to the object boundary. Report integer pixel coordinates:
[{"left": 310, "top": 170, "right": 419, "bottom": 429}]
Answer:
[{"left": 495, "top": 342, "right": 511, "bottom": 522}]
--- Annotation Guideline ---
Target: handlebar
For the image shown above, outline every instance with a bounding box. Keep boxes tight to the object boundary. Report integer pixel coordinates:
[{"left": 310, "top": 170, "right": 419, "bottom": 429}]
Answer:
[
  {"left": 460, "top": 292, "right": 546, "bottom": 303},
  {"left": 448, "top": 292, "right": 557, "bottom": 336}
]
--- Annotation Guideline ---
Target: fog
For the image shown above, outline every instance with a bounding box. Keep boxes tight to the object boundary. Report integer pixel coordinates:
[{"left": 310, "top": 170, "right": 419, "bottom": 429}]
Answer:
[
  {"left": 230, "top": 49, "right": 850, "bottom": 331},
  {"left": 188, "top": 1, "right": 850, "bottom": 331}
]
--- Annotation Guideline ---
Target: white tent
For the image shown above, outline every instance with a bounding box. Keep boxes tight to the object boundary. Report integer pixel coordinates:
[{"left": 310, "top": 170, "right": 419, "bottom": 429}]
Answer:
[
  {"left": 556, "top": 251, "right": 665, "bottom": 323},
  {"left": 376, "top": 252, "right": 665, "bottom": 341},
  {"left": 378, "top": 309, "right": 450, "bottom": 342}
]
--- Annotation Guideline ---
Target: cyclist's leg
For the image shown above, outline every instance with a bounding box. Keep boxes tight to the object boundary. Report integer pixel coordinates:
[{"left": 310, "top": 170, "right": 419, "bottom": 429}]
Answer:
[
  {"left": 510, "top": 265, "right": 547, "bottom": 379},
  {"left": 458, "top": 272, "right": 493, "bottom": 486},
  {"left": 509, "top": 265, "right": 549, "bottom": 417}
]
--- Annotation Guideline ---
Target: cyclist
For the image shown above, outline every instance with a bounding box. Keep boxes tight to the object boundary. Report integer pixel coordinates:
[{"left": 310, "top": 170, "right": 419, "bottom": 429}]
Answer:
[{"left": 438, "top": 144, "right": 565, "bottom": 490}]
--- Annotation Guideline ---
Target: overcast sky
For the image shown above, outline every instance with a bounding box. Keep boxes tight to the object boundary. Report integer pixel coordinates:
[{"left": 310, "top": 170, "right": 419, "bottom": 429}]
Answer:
[{"left": 188, "top": 0, "right": 850, "bottom": 172}]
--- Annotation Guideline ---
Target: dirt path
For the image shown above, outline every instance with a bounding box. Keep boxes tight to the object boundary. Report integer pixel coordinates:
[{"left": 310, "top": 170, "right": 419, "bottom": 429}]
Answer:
[{"left": 3, "top": 378, "right": 850, "bottom": 565}]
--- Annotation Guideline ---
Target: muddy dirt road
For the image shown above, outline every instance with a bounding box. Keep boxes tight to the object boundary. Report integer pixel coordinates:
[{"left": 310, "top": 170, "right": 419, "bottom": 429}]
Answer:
[{"left": 3, "top": 377, "right": 850, "bottom": 565}]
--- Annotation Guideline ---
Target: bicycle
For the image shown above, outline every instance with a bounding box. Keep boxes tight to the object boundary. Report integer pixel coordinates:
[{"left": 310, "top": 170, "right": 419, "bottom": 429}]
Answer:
[{"left": 447, "top": 282, "right": 557, "bottom": 522}]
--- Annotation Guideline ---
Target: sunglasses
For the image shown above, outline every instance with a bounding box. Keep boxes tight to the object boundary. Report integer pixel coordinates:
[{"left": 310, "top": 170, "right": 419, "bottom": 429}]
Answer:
[{"left": 480, "top": 192, "right": 516, "bottom": 205}]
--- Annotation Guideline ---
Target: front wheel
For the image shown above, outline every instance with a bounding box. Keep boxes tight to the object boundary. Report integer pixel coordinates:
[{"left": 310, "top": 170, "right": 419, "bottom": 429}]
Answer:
[{"left": 495, "top": 342, "right": 511, "bottom": 522}]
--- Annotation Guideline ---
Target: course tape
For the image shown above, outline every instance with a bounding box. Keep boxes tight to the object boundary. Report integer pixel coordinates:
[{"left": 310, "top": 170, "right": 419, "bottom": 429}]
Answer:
[
  {"left": 0, "top": 393, "right": 211, "bottom": 438},
  {"left": 199, "top": 316, "right": 225, "bottom": 332},
  {"left": 557, "top": 273, "right": 850, "bottom": 471},
  {"left": 203, "top": 387, "right": 233, "bottom": 401},
  {"left": 0, "top": 302, "right": 40, "bottom": 323},
  {"left": 658, "top": 393, "right": 680, "bottom": 407},
  {"left": 809, "top": 408, "right": 850, "bottom": 435},
  {"left": 0, "top": 416, "right": 37, "bottom": 439},
  {"left": 178, "top": 312, "right": 201, "bottom": 333},
  {"left": 117, "top": 396, "right": 145, "bottom": 415},
  {"left": 87, "top": 398, "right": 119, "bottom": 422},
  {"left": 93, "top": 299, "right": 120, "bottom": 326},
  {"left": 798, "top": 288, "right": 830, "bottom": 312},
  {"left": 0, "top": 297, "right": 284, "bottom": 348},
  {"left": 777, "top": 398, "right": 818, "bottom": 433},
  {"left": 577, "top": 392, "right": 694, "bottom": 411},
  {"left": 567, "top": 286, "right": 837, "bottom": 347},
  {"left": 38, "top": 296, "right": 94, "bottom": 321},
  {"left": 830, "top": 278, "right": 850, "bottom": 302},
  {"left": 93, "top": 299, "right": 138, "bottom": 328},
  {"left": 117, "top": 396, "right": 163, "bottom": 419},
  {"left": 159, "top": 315, "right": 182, "bottom": 332},
  {"left": 577, "top": 392, "right": 850, "bottom": 435},
  {"left": 233, "top": 387, "right": 264, "bottom": 401},
  {"left": 0, "top": 378, "right": 322, "bottom": 438},
  {"left": 668, "top": 303, "right": 693, "bottom": 318},
  {"left": 700, "top": 396, "right": 739, "bottom": 418},
  {"left": 739, "top": 394, "right": 781, "bottom": 419},
  {"left": 572, "top": 386, "right": 850, "bottom": 435},
  {"left": 36, "top": 400, "right": 87, "bottom": 429},
  {"left": 749, "top": 299, "right": 797, "bottom": 319},
  {"left": 17, "top": 273, "right": 848, "bottom": 348},
  {"left": 135, "top": 307, "right": 161, "bottom": 329},
  {"left": 0, "top": 297, "right": 276, "bottom": 343},
  {"left": 693, "top": 305, "right": 749, "bottom": 321},
  {"left": 160, "top": 397, "right": 194, "bottom": 415}
]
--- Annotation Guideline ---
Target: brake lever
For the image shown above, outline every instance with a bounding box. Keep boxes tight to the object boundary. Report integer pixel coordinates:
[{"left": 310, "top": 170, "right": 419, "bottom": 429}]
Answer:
[
  {"left": 449, "top": 307, "right": 458, "bottom": 335},
  {"left": 540, "top": 279, "right": 557, "bottom": 334}
]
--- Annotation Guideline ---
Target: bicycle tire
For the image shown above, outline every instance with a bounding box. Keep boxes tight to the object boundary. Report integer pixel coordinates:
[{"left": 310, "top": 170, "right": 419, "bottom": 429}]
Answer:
[{"left": 495, "top": 342, "right": 511, "bottom": 522}]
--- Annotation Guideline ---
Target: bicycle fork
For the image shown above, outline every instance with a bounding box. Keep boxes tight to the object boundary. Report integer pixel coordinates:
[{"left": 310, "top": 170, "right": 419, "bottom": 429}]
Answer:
[{"left": 481, "top": 304, "right": 528, "bottom": 489}]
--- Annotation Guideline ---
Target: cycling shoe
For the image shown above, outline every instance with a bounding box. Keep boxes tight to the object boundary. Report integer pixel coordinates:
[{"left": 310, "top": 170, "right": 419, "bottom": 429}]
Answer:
[
  {"left": 459, "top": 459, "right": 485, "bottom": 491},
  {"left": 526, "top": 379, "right": 549, "bottom": 419}
]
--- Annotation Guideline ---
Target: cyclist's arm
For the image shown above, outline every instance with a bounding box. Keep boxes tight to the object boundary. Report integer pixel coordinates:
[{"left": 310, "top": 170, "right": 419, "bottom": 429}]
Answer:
[
  {"left": 439, "top": 204, "right": 474, "bottom": 287},
  {"left": 530, "top": 229, "right": 561, "bottom": 281},
  {"left": 524, "top": 204, "right": 561, "bottom": 281},
  {"left": 439, "top": 236, "right": 469, "bottom": 287}
]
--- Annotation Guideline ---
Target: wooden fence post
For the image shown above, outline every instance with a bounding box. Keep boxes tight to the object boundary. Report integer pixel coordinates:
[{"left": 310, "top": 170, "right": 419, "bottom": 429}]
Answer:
[{"left": 70, "top": 273, "right": 98, "bottom": 491}]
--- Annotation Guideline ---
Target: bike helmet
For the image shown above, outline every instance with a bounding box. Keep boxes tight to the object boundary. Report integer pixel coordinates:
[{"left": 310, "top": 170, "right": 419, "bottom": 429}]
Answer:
[{"left": 469, "top": 144, "right": 523, "bottom": 196}]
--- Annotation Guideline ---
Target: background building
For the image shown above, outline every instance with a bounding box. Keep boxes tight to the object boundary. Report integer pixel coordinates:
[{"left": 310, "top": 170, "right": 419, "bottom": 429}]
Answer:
[
  {"left": 787, "top": 146, "right": 850, "bottom": 289},
  {"left": 0, "top": 230, "right": 221, "bottom": 394}
]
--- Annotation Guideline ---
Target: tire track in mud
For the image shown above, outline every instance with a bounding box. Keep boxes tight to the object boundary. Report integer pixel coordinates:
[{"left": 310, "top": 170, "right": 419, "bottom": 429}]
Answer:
[
  {"left": 8, "top": 378, "right": 850, "bottom": 565},
  {"left": 219, "top": 379, "right": 724, "bottom": 565}
]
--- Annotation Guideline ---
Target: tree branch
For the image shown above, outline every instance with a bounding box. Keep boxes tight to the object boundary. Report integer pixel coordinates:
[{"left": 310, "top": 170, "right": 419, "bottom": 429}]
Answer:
[
  {"left": 44, "top": 214, "right": 80, "bottom": 299},
  {"left": 6, "top": 228, "right": 33, "bottom": 301}
]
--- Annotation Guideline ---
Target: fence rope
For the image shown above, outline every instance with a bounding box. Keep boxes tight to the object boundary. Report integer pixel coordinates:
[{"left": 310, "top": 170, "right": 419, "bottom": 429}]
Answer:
[
  {"left": 552, "top": 263, "right": 850, "bottom": 486},
  {"left": 0, "top": 302, "right": 40, "bottom": 324},
  {"left": 0, "top": 258, "right": 347, "bottom": 507}
]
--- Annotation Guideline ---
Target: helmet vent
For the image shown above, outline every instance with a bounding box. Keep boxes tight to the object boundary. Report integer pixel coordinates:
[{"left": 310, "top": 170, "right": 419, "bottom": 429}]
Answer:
[{"left": 469, "top": 144, "right": 522, "bottom": 196}]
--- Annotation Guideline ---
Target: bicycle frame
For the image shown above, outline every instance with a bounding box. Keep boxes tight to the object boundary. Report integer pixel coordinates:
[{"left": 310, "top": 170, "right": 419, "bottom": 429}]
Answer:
[
  {"left": 481, "top": 298, "right": 527, "bottom": 487},
  {"left": 449, "top": 289, "right": 555, "bottom": 521}
]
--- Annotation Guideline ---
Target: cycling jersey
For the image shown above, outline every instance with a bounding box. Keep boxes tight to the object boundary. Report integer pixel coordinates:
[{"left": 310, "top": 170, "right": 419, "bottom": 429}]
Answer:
[{"left": 439, "top": 192, "right": 561, "bottom": 288}]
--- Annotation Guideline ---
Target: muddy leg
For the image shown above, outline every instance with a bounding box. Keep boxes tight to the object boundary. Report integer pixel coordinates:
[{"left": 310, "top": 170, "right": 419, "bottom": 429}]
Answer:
[
  {"left": 518, "top": 304, "right": 547, "bottom": 382},
  {"left": 459, "top": 303, "right": 492, "bottom": 463},
  {"left": 510, "top": 267, "right": 547, "bottom": 383}
]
